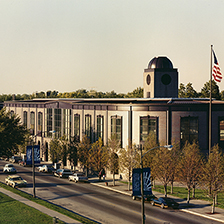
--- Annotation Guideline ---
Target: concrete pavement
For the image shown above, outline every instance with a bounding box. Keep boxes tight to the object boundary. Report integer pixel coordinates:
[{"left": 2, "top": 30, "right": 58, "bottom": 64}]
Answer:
[{"left": 89, "top": 177, "right": 224, "bottom": 224}]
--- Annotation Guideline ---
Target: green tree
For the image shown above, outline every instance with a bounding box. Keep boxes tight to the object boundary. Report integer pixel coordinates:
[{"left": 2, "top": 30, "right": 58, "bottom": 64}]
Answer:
[
  {"left": 106, "top": 136, "right": 120, "bottom": 186},
  {"left": 49, "top": 138, "right": 61, "bottom": 163},
  {"left": 119, "top": 143, "right": 139, "bottom": 190},
  {"left": 67, "top": 136, "right": 79, "bottom": 167},
  {"left": 178, "top": 83, "right": 198, "bottom": 98},
  {"left": 201, "top": 145, "right": 224, "bottom": 214},
  {"left": 0, "top": 108, "right": 28, "bottom": 157},
  {"left": 177, "top": 141, "right": 203, "bottom": 204},
  {"left": 200, "top": 80, "right": 220, "bottom": 99},
  {"left": 142, "top": 132, "right": 159, "bottom": 184},
  {"left": 78, "top": 135, "right": 91, "bottom": 175},
  {"left": 89, "top": 138, "right": 108, "bottom": 175},
  {"left": 125, "top": 87, "right": 143, "bottom": 98},
  {"left": 152, "top": 141, "right": 180, "bottom": 197}
]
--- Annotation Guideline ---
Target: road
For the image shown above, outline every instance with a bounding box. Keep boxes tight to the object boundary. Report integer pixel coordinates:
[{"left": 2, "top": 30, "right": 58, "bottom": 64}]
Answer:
[{"left": 0, "top": 160, "right": 220, "bottom": 224}]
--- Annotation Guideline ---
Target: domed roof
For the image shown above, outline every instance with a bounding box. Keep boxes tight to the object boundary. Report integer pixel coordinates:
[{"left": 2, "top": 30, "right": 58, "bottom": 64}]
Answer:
[{"left": 148, "top": 56, "right": 173, "bottom": 69}]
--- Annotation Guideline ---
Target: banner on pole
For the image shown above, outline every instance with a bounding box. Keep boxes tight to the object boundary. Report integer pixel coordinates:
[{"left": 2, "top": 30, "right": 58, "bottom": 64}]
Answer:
[
  {"left": 132, "top": 168, "right": 152, "bottom": 196},
  {"left": 26, "top": 145, "right": 40, "bottom": 165}
]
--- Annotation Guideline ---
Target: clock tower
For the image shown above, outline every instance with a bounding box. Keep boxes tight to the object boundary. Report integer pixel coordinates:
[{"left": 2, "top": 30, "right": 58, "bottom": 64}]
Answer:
[{"left": 143, "top": 56, "right": 178, "bottom": 98}]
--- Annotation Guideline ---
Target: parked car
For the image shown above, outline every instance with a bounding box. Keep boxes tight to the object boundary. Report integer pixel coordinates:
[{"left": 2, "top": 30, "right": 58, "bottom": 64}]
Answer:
[
  {"left": 150, "top": 197, "right": 179, "bottom": 209},
  {"left": 132, "top": 194, "right": 156, "bottom": 202},
  {"left": 18, "top": 159, "right": 28, "bottom": 166},
  {"left": 5, "top": 175, "right": 27, "bottom": 188},
  {"left": 3, "top": 164, "right": 17, "bottom": 173},
  {"left": 54, "top": 169, "right": 73, "bottom": 178},
  {"left": 9, "top": 156, "right": 22, "bottom": 163},
  {"left": 38, "top": 164, "right": 55, "bottom": 173},
  {"left": 68, "top": 173, "right": 88, "bottom": 182}
]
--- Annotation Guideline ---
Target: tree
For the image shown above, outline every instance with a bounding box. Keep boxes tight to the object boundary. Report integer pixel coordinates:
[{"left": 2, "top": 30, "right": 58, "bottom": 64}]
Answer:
[
  {"left": 142, "top": 132, "right": 159, "bottom": 184},
  {"left": 49, "top": 138, "right": 61, "bottom": 163},
  {"left": 152, "top": 141, "right": 180, "bottom": 197},
  {"left": 67, "top": 136, "right": 79, "bottom": 167},
  {"left": 177, "top": 141, "right": 203, "bottom": 204},
  {"left": 178, "top": 83, "right": 198, "bottom": 98},
  {"left": 200, "top": 80, "right": 220, "bottom": 99},
  {"left": 106, "top": 136, "right": 120, "bottom": 186},
  {"left": 201, "top": 145, "right": 224, "bottom": 214},
  {"left": 119, "top": 143, "right": 139, "bottom": 190},
  {"left": 0, "top": 108, "right": 28, "bottom": 157},
  {"left": 89, "top": 138, "right": 108, "bottom": 175},
  {"left": 125, "top": 87, "right": 143, "bottom": 98},
  {"left": 78, "top": 135, "right": 91, "bottom": 175}
]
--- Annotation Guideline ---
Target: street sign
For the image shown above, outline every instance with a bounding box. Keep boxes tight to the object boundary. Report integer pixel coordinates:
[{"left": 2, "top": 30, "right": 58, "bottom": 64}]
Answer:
[
  {"left": 132, "top": 168, "right": 152, "bottom": 196},
  {"left": 26, "top": 145, "right": 40, "bottom": 165}
]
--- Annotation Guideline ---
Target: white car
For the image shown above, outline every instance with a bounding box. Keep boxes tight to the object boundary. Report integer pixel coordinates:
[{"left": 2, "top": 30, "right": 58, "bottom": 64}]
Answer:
[
  {"left": 38, "top": 164, "right": 55, "bottom": 173},
  {"left": 5, "top": 175, "right": 27, "bottom": 188},
  {"left": 54, "top": 169, "right": 73, "bottom": 178},
  {"left": 68, "top": 173, "right": 88, "bottom": 182},
  {"left": 3, "top": 164, "right": 17, "bottom": 173}
]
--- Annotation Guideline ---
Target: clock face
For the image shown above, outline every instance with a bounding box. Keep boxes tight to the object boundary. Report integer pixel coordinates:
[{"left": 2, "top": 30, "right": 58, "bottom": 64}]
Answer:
[
  {"left": 161, "top": 74, "right": 171, "bottom": 85},
  {"left": 146, "top": 74, "right": 151, "bottom": 85}
]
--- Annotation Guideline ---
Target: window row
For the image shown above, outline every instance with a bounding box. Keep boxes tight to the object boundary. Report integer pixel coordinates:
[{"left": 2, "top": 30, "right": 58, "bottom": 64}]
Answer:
[{"left": 22, "top": 110, "right": 207, "bottom": 147}]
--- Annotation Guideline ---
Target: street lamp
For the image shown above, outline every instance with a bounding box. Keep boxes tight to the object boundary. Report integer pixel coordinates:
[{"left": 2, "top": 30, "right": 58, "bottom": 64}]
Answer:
[{"left": 140, "top": 144, "right": 173, "bottom": 224}]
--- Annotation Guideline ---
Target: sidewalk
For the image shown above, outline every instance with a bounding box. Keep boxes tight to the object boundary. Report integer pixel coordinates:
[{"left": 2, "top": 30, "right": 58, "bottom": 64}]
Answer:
[
  {"left": 0, "top": 187, "right": 81, "bottom": 224},
  {"left": 89, "top": 177, "right": 224, "bottom": 224}
]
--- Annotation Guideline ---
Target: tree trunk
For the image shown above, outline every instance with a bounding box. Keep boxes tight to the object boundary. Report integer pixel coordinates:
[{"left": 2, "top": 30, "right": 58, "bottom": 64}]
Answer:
[
  {"left": 212, "top": 195, "right": 215, "bottom": 214},
  {"left": 164, "top": 184, "right": 167, "bottom": 197},
  {"left": 192, "top": 184, "right": 195, "bottom": 198},
  {"left": 113, "top": 171, "right": 115, "bottom": 186},
  {"left": 171, "top": 182, "right": 173, "bottom": 194},
  {"left": 187, "top": 187, "right": 191, "bottom": 204}
]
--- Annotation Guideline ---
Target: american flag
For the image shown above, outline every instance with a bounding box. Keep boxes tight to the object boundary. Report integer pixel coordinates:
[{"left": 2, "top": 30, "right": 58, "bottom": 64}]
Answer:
[{"left": 212, "top": 50, "right": 222, "bottom": 82}]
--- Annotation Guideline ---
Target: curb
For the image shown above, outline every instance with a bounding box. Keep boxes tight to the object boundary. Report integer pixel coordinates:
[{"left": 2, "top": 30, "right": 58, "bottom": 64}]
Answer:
[{"left": 90, "top": 182, "right": 132, "bottom": 196}]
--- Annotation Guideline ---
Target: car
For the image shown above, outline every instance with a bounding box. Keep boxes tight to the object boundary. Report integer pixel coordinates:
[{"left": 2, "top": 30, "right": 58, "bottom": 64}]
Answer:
[
  {"left": 68, "top": 173, "right": 88, "bottom": 182},
  {"left": 18, "top": 159, "right": 28, "bottom": 166},
  {"left": 3, "top": 164, "right": 17, "bottom": 173},
  {"left": 38, "top": 164, "right": 55, "bottom": 173},
  {"left": 9, "top": 156, "right": 22, "bottom": 163},
  {"left": 5, "top": 175, "right": 27, "bottom": 188},
  {"left": 150, "top": 197, "right": 179, "bottom": 209},
  {"left": 132, "top": 194, "right": 156, "bottom": 202},
  {"left": 54, "top": 169, "right": 73, "bottom": 178}
]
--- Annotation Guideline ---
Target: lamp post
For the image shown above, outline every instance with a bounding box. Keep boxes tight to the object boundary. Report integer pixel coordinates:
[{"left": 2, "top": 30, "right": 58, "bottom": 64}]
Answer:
[
  {"left": 140, "top": 144, "right": 173, "bottom": 224},
  {"left": 32, "top": 135, "right": 36, "bottom": 198}
]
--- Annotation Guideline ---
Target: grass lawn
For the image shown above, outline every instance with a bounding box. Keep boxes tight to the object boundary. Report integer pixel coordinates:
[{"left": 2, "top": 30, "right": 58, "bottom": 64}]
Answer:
[
  {"left": 152, "top": 185, "right": 224, "bottom": 209},
  {"left": 0, "top": 183, "right": 97, "bottom": 224},
  {"left": 120, "top": 180, "right": 224, "bottom": 209},
  {"left": 0, "top": 192, "right": 64, "bottom": 224}
]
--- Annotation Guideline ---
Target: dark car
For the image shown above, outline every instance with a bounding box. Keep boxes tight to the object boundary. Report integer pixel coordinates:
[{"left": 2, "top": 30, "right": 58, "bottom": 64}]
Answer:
[
  {"left": 132, "top": 194, "right": 156, "bottom": 202},
  {"left": 151, "top": 197, "right": 179, "bottom": 209}
]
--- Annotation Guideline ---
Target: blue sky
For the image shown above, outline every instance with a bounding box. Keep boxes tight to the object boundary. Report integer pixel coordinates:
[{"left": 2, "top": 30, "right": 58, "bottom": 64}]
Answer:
[{"left": 0, "top": 0, "right": 224, "bottom": 94}]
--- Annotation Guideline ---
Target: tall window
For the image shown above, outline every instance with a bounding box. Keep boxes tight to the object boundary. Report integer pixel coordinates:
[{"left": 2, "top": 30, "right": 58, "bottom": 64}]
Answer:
[
  {"left": 74, "top": 114, "right": 80, "bottom": 141},
  {"left": 97, "top": 115, "right": 104, "bottom": 141},
  {"left": 45, "top": 108, "right": 53, "bottom": 137},
  {"left": 180, "top": 117, "right": 198, "bottom": 147},
  {"left": 30, "top": 112, "right": 35, "bottom": 135},
  {"left": 85, "top": 114, "right": 91, "bottom": 140},
  {"left": 23, "top": 111, "right": 27, "bottom": 128},
  {"left": 63, "top": 109, "right": 71, "bottom": 139},
  {"left": 140, "top": 116, "right": 157, "bottom": 142},
  {"left": 38, "top": 112, "right": 43, "bottom": 135},
  {"left": 54, "top": 109, "right": 62, "bottom": 138},
  {"left": 219, "top": 117, "right": 224, "bottom": 149},
  {"left": 111, "top": 116, "right": 122, "bottom": 147}
]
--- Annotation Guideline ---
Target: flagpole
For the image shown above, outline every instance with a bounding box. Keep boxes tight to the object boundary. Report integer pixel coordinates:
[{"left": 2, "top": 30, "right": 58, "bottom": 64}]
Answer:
[{"left": 209, "top": 45, "right": 213, "bottom": 156}]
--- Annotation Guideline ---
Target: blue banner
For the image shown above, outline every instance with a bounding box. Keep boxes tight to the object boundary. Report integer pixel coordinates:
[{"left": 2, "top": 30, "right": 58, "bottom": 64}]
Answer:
[
  {"left": 132, "top": 168, "right": 152, "bottom": 196},
  {"left": 26, "top": 145, "right": 40, "bottom": 165}
]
